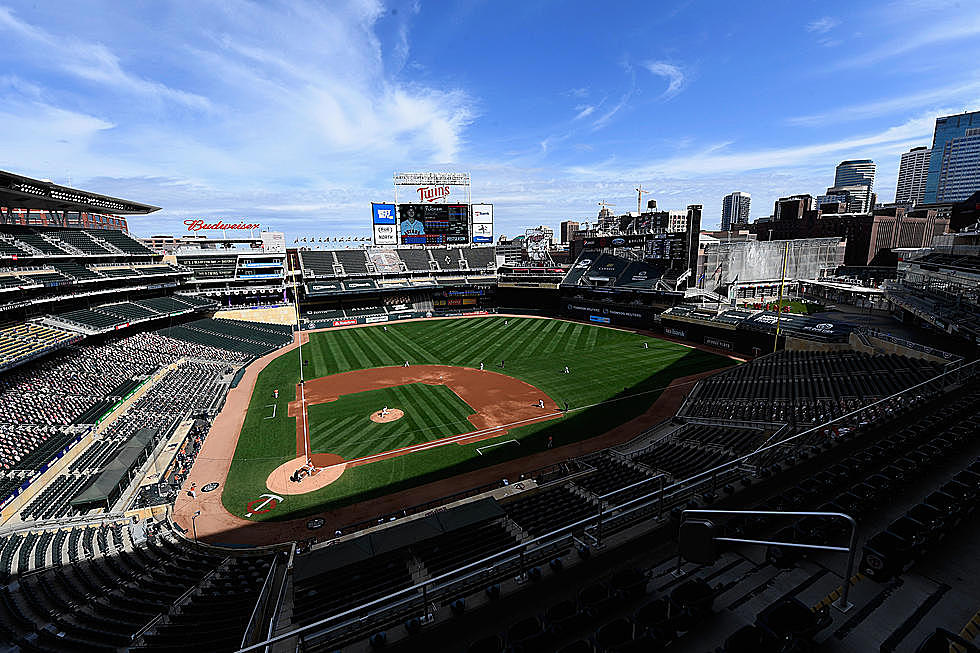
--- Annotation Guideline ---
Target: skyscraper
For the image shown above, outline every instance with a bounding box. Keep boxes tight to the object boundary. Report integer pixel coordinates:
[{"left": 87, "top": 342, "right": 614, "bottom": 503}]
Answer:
[
  {"left": 721, "top": 191, "right": 751, "bottom": 231},
  {"left": 835, "top": 159, "right": 876, "bottom": 189},
  {"left": 559, "top": 220, "right": 579, "bottom": 243},
  {"left": 895, "top": 146, "right": 931, "bottom": 205},
  {"left": 923, "top": 110, "right": 980, "bottom": 203},
  {"left": 935, "top": 128, "right": 980, "bottom": 202}
]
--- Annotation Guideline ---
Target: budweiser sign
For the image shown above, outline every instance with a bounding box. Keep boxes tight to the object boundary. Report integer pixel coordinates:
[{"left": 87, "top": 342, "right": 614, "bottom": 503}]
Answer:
[
  {"left": 185, "top": 219, "right": 261, "bottom": 231},
  {"left": 416, "top": 185, "right": 451, "bottom": 203}
]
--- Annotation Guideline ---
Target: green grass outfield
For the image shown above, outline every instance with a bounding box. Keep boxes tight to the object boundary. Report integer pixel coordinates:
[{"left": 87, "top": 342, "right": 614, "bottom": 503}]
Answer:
[
  {"left": 307, "top": 384, "right": 476, "bottom": 459},
  {"left": 221, "top": 316, "right": 734, "bottom": 521}
]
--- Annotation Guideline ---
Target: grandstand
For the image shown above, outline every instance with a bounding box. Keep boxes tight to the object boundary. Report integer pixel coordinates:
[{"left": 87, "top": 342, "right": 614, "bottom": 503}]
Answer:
[{"left": 0, "top": 170, "right": 977, "bottom": 653}]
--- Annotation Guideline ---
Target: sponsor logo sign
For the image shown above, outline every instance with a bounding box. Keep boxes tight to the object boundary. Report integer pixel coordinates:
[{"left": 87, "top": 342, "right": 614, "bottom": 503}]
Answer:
[
  {"left": 704, "top": 337, "right": 733, "bottom": 350},
  {"left": 589, "top": 315, "right": 611, "bottom": 324},
  {"left": 472, "top": 203, "right": 493, "bottom": 243},
  {"left": 184, "top": 219, "right": 260, "bottom": 231},
  {"left": 366, "top": 315, "right": 389, "bottom": 323},
  {"left": 201, "top": 482, "right": 219, "bottom": 493},
  {"left": 664, "top": 327, "right": 687, "bottom": 338},
  {"left": 332, "top": 318, "right": 357, "bottom": 327},
  {"left": 373, "top": 223, "right": 397, "bottom": 245},
  {"left": 371, "top": 203, "right": 396, "bottom": 224}
]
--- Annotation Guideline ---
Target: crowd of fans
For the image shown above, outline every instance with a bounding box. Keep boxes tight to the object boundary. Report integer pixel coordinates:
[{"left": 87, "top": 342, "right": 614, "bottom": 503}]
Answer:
[{"left": 1, "top": 331, "right": 242, "bottom": 514}]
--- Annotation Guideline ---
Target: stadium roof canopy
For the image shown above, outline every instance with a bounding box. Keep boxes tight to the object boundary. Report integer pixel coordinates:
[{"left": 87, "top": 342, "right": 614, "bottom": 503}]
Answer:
[{"left": 0, "top": 169, "right": 160, "bottom": 215}]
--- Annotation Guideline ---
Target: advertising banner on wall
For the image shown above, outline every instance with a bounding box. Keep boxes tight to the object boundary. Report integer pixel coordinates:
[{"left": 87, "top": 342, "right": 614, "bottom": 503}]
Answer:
[
  {"left": 372, "top": 203, "right": 397, "bottom": 245},
  {"left": 471, "top": 203, "right": 493, "bottom": 243}
]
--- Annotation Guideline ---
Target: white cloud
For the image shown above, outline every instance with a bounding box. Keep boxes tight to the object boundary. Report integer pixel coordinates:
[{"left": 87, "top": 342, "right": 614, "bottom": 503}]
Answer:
[
  {"left": 0, "top": 6, "right": 212, "bottom": 110},
  {"left": 788, "top": 80, "right": 980, "bottom": 126},
  {"left": 806, "top": 16, "right": 840, "bottom": 33},
  {"left": 829, "top": 11, "right": 980, "bottom": 68},
  {"left": 574, "top": 105, "right": 595, "bottom": 120},
  {"left": 643, "top": 61, "right": 685, "bottom": 99}
]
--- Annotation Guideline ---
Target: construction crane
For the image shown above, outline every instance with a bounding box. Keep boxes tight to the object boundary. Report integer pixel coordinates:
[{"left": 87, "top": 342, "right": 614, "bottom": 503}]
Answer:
[
  {"left": 635, "top": 185, "right": 650, "bottom": 215},
  {"left": 597, "top": 200, "right": 616, "bottom": 214}
]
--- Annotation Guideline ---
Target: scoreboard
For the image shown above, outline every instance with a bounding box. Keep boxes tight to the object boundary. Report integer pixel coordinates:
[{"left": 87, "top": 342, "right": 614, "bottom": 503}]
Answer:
[
  {"left": 645, "top": 233, "right": 687, "bottom": 261},
  {"left": 398, "top": 204, "right": 469, "bottom": 245}
]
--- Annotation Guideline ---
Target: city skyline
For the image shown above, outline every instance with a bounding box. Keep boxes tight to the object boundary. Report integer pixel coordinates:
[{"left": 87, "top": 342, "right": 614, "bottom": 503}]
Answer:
[{"left": 1, "top": 0, "right": 979, "bottom": 239}]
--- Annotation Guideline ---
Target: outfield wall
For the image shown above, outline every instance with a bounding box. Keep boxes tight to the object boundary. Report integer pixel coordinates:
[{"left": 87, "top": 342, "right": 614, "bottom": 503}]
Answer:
[{"left": 303, "top": 309, "right": 493, "bottom": 330}]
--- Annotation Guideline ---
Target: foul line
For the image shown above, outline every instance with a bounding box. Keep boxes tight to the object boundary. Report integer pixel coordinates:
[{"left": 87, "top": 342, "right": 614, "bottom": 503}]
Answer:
[
  {"left": 476, "top": 439, "right": 518, "bottom": 455},
  {"left": 265, "top": 404, "right": 277, "bottom": 419}
]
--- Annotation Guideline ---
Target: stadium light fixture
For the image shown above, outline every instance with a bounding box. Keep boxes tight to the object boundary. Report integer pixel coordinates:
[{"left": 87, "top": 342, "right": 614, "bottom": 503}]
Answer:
[{"left": 192, "top": 509, "right": 201, "bottom": 542}]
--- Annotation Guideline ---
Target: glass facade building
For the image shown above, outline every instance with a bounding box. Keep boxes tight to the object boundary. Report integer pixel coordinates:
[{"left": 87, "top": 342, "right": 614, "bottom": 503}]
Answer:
[{"left": 923, "top": 110, "right": 980, "bottom": 203}]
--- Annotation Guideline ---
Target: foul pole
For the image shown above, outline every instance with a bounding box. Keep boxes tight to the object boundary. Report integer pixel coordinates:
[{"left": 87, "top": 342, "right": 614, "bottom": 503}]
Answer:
[
  {"left": 773, "top": 241, "right": 789, "bottom": 353},
  {"left": 290, "top": 255, "right": 312, "bottom": 466}
]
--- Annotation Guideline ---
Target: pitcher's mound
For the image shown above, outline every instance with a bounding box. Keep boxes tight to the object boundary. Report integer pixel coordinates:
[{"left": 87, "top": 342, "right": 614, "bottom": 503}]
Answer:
[
  {"left": 266, "top": 455, "right": 346, "bottom": 495},
  {"left": 370, "top": 408, "right": 404, "bottom": 423}
]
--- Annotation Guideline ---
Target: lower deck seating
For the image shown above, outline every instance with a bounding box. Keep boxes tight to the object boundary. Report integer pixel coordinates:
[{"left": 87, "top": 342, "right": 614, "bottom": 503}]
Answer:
[
  {"left": 292, "top": 549, "right": 413, "bottom": 626},
  {"left": 503, "top": 486, "right": 597, "bottom": 537}
]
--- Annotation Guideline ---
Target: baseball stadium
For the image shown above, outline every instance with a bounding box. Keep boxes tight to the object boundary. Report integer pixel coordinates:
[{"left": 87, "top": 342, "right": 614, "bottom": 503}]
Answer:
[{"left": 0, "top": 169, "right": 978, "bottom": 653}]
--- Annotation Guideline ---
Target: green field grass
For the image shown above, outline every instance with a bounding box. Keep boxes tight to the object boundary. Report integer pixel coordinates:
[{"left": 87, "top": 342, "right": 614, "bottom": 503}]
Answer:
[
  {"left": 307, "top": 383, "right": 476, "bottom": 459},
  {"left": 221, "top": 316, "right": 734, "bottom": 521}
]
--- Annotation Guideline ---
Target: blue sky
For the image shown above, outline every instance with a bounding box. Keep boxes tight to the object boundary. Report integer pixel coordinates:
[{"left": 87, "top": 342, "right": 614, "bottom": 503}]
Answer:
[{"left": 1, "top": 0, "right": 979, "bottom": 240}]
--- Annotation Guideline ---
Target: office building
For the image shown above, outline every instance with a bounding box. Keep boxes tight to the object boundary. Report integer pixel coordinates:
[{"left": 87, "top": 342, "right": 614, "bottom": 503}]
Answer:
[
  {"left": 752, "top": 206, "right": 948, "bottom": 266},
  {"left": 823, "top": 184, "right": 873, "bottom": 213},
  {"left": 721, "top": 191, "right": 751, "bottom": 231},
  {"left": 560, "top": 221, "right": 579, "bottom": 244},
  {"left": 895, "top": 146, "right": 931, "bottom": 205},
  {"left": 935, "top": 128, "right": 980, "bottom": 202},
  {"left": 773, "top": 194, "right": 814, "bottom": 221},
  {"left": 834, "top": 159, "right": 876, "bottom": 190},
  {"left": 923, "top": 110, "right": 980, "bottom": 203}
]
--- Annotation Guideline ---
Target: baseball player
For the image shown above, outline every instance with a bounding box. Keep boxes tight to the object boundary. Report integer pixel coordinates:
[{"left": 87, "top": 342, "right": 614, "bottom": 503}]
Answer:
[
  {"left": 404, "top": 360, "right": 410, "bottom": 367},
  {"left": 563, "top": 366, "right": 570, "bottom": 374},
  {"left": 480, "top": 362, "right": 484, "bottom": 371},
  {"left": 643, "top": 342, "right": 649, "bottom": 349},
  {"left": 383, "top": 326, "right": 388, "bottom": 332},
  {"left": 538, "top": 399, "right": 545, "bottom": 408},
  {"left": 381, "top": 406, "right": 389, "bottom": 418}
]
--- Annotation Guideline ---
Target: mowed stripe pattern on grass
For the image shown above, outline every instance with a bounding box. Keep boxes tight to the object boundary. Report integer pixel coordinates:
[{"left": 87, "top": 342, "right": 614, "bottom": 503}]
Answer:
[
  {"left": 305, "top": 317, "right": 697, "bottom": 408},
  {"left": 220, "top": 316, "right": 735, "bottom": 520},
  {"left": 306, "top": 384, "right": 477, "bottom": 460}
]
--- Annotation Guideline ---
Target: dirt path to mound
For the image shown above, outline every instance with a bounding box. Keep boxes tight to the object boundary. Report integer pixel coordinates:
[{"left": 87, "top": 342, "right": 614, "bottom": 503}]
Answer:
[
  {"left": 172, "top": 315, "right": 737, "bottom": 547},
  {"left": 291, "top": 365, "right": 559, "bottom": 469}
]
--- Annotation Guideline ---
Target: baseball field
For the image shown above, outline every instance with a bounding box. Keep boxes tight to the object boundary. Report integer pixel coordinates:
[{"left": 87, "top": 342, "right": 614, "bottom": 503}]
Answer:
[{"left": 220, "top": 316, "right": 734, "bottom": 520}]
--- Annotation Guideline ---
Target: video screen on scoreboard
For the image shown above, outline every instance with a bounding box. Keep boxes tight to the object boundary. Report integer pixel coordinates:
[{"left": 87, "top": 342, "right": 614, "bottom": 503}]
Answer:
[
  {"left": 398, "top": 204, "right": 469, "bottom": 244},
  {"left": 646, "top": 233, "right": 688, "bottom": 261}
]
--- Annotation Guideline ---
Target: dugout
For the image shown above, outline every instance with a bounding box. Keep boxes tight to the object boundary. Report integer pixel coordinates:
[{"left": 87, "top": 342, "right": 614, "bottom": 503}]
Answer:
[{"left": 70, "top": 428, "right": 156, "bottom": 512}]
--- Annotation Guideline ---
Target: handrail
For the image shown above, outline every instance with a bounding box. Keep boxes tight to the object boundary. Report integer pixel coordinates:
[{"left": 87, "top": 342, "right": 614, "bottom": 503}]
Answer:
[
  {"left": 241, "top": 553, "right": 279, "bottom": 649},
  {"left": 0, "top": 511, "right": 129, "bottom": 538},
  {"left": 235, "top": 356, "right": 978, "bottom": 652}
]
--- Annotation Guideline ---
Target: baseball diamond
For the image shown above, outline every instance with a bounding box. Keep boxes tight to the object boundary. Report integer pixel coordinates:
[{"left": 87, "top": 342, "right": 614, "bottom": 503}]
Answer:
[{"left": 213, "top": 316, "right": 732, "bottom": 522}]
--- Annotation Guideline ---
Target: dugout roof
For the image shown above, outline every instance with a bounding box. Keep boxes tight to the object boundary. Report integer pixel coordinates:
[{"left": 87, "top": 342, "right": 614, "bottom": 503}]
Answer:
[
  {"left": 0, "top": 169, "right": 160, "bottom": 215},
  {"left": 70, "top": 428, "right": 156, "bottom": 508}
]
